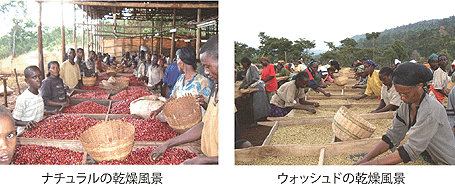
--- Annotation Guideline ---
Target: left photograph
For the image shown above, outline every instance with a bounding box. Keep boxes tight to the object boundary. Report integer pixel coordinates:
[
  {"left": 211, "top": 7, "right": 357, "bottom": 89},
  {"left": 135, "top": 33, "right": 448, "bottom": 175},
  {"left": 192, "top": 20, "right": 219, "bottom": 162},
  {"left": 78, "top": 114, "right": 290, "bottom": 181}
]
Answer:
[{"left": 0, "top": 1, "right": 218, "bottom": 165}]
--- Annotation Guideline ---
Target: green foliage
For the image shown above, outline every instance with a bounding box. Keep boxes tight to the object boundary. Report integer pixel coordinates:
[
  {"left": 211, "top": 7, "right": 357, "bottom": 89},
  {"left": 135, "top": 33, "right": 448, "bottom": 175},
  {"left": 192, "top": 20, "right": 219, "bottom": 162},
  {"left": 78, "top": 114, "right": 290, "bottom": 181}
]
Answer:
[
  {"left": 256, "top": 32, "right": 315, "bottom": 63},
  {"left": 234, "top": 41, "right": 259, "bottom": 63}
]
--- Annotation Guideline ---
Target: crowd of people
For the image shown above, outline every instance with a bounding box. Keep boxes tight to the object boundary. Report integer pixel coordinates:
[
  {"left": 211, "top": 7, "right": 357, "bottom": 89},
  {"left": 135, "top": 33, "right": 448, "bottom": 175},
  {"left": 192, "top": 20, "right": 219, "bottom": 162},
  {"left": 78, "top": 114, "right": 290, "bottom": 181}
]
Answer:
[
  {"left": 235, "top": 54, "right": 455, "bottom": 165},
  {"left": 2, "top": 35, "right": 219, "bottom": 165}
]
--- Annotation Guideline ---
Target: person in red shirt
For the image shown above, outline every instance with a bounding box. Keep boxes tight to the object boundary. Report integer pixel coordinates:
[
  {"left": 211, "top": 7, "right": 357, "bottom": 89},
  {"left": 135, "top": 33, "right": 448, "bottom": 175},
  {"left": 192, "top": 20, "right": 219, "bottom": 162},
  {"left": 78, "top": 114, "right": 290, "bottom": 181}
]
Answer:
[{"left": 260, "top": 56, "right": 278, "bottom": 101}]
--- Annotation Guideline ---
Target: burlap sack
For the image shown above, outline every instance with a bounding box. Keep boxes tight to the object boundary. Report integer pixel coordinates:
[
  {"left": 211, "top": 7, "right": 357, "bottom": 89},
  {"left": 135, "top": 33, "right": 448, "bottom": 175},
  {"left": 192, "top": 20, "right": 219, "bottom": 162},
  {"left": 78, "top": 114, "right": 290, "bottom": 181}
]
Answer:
[{"left": 130, "top": 95, "right": 166, "bottom": 121}]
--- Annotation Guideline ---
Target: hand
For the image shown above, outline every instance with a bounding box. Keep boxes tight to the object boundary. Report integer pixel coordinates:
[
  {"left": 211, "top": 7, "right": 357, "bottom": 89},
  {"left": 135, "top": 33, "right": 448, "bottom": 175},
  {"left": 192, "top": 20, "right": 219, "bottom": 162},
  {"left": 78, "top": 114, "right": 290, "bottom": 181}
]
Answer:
[
  {"left": 324, "top": 92, "right": 331, "bottom": 97},
  {"left": 61, "top": 101, "right": 71, "bottom": 108},
  {"left": 149, "top": 144, "right": 168, "bottom": 161},
  {"left": 149, "top": 110, "right": 159, "bottom": 119},
  {"left": 195, "top": 95, "right": 206, "bottom": 106},
  {"left": 307, "top": 108, "right": 317, "bottom": 114},
  {"left": 25, "top": 121, "right": 38, "bottom": 130},
  {"left": 313, "top": 102, "right": 320, "bottom": 107}
]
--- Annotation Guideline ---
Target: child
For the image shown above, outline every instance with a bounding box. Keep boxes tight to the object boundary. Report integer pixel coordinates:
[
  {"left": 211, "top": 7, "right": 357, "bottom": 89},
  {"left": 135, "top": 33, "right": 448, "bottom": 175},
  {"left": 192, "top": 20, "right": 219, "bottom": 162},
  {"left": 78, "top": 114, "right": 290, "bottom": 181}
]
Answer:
[
  {"left": 269, "top": 71, "right": 320, "bottom": 117},
  {"left": 41, "top": 61, "right": 71, "bottom": 112},
  {"left": 0, "top": 105, "right": 16, "bottom": 165},
  {"left": 12, "top": 66, "right": 45, "bottom": 133},
  {"left": 371, "top": 67, "right": 401, "bottom": 113}
]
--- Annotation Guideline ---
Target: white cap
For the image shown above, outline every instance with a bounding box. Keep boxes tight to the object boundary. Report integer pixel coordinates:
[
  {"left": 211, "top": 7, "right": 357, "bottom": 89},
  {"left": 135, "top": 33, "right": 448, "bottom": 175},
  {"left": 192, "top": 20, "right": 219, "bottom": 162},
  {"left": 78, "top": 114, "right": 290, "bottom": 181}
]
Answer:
[
  {"left": 410, "top": 60, "right": 417, "bottom": 63},
  {"left": 394, "top": 59, "right": 401, "bottom": 65}
]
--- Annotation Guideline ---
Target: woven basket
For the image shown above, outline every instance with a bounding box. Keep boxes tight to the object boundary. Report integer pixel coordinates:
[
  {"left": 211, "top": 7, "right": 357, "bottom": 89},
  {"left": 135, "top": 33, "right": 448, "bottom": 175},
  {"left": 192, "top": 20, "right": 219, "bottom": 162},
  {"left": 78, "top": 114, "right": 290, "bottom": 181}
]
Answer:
[
  {"left": 334, "top": 76, "right": 348, "bottom": 86},
  {"left": 79, "top": 120, "right": 135, "bottom": 162},
  {"left": 115, "top": 67, "right": 124, "bottom": 73},
  {"left": 162, "top": 95, "right": 202, "bottom": 134},
  {"left": 117, "top": 77, "right": 130, "bottom": 85},
  {"left": 332, "top": 106, "right": 376, "bottom": 141},
  {"left": 82, "top": 77, "right": 96, "bottom": 87}
]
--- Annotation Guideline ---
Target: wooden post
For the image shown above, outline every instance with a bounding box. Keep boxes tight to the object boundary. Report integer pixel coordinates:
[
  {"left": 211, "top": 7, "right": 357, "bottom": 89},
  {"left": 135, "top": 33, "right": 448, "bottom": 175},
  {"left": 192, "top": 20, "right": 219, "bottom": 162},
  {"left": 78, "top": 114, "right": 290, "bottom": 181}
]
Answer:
[
  {"left": 2, "top": 78, "right": 7, "bottom": 107},
  {"left": 61, "top": 2, "right": 66, "bottom": 62},
  {"left": 196, "top": 8, "right": 201, "bottom": 59},
  {"left": 86, "top": 13, "right": 90, "bottom": 52},
  {"left": 159, "top": 14, "right": 163, "bottom": 55},
  {"left": 14, "top": 68, "right": 20, "bottom": 95},
  {"left": 37, "top": 2, "right": 44, "bottom": 79},
  {"left": 73, "top": 4, "right": 77, "bottom": 50},
  {"left": 151, "top": 18, "right": 154, "bottom": 54},
  {"left": 170, "top": 8, "right": 176, "bottom": 62}
]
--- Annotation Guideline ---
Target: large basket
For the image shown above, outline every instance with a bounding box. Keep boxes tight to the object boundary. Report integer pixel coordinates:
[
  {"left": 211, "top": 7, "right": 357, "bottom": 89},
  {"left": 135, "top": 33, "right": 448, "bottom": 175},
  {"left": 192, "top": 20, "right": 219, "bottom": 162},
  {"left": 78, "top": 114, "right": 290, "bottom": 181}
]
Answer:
[
  {"left": 334, "top": 76, "right": 348, "bottom": 86},
  {"left": 117, "top": 77, "right": 130, "bottom": 85},
  {"left": 332, "top": 106, "right": 376, "bottom": 141},
  {"left": 106, "top": 69, "right": 117, "bottom": 77},
  {"left": 162, "top": 95, "right": 202, "bottom": 134},
  {"left": 79, "top": 120, "right": 135, "bottom": 162},
  {"left": 82, "top": 77, "right": 96, "bottom": 87}
]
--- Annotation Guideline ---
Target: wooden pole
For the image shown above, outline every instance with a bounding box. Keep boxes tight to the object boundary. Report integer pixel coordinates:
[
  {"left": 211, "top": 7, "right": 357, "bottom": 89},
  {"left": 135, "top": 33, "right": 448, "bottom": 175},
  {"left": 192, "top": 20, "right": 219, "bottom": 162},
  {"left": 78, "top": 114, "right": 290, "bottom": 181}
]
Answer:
[
  {"left": 196, "top": 8, "right": 201, "bottom": 59},
  {"left": 170, "top": 8, "right": 176, "bottom": 62},
  {"left": 14, "top": 68, "right": 20, "bottom": 95},
  {"left": 73, "top": 4, "right": 77, "bottom": 50},
  {"left": 3, "top": 78, "right": 7, "bottom": 107},
  {"left": 159, "top": 14, "right": 163, "bottom": 55},
  {"left": 61, "top": 2, "right": 66, "bottom": 62},
  {"left": 151, "top": 18, "right": 154, "bottom": 54},
  {"left": 37, "top": 2, "right": 44, "bottom": 79}
]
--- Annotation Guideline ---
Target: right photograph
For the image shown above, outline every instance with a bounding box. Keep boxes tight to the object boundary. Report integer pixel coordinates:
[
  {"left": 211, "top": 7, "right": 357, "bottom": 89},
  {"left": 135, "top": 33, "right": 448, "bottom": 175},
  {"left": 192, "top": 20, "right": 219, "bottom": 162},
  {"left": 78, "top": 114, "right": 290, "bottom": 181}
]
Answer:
[{"left": 233, "top": 1, "right": 455, "bottom": 165}]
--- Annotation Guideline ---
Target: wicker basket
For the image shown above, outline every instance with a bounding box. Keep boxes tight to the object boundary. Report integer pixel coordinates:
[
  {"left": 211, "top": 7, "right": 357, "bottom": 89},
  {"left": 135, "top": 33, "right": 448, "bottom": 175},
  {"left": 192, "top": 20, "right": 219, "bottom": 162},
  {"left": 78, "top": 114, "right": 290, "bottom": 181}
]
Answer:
[
  {"left": 115, "top": 67, "right": 124, "bottom": 73},
  {"left": 332, "top": 106, "right": 376, "bottom": 141},
  {"left": 162, "top": 95, "right": 202, "bottom": 134},
  {"left": 82, "top": 77, "right": 96, "bottom": 87},
  {"left": 117, "top": 77, "right": 130, "bottom": 85},
  {"left": 334, "top": 76, "right": 348, "bottom": 86},
  {"left": 106, "top": 69, "right": 117, "bottom": 77},
  {"left": 79, "top": 120, "right": 135, "bottom": 162}
]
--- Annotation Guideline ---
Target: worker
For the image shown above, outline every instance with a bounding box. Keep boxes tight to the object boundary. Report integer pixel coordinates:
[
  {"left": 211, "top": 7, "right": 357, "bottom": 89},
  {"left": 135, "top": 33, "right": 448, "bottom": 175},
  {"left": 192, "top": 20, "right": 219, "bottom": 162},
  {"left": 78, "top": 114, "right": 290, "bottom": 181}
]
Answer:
[
  {"left": 269, "top": 71, "right": 319, "bottom": 117},
  {"left": 150, "top": 35, "right": 219, "bottom": 164},
  {"left": 371, "top": 67, "right": 401, "bottom": 113},
  {"left": 351, "top": 60, "right": 382, "bottom": 100},
  {"left": 355, "top": 62, "right": 455, "bottom": 165},
  {"left": 0, "top": 105, "right": 16, "bottom": 165}
]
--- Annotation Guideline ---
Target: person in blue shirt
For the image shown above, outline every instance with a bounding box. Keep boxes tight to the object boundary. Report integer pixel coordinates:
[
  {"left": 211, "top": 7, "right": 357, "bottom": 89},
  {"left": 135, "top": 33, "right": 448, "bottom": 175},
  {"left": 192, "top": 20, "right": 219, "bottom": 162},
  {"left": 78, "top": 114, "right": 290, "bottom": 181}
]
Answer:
[{"left": 162, "top": 49, "right": 184, "bottom": 98}]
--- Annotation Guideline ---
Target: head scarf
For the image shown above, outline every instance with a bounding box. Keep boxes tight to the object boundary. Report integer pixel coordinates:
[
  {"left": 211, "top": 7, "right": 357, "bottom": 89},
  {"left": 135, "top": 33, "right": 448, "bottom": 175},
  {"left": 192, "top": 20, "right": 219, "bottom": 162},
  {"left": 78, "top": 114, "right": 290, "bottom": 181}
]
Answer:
[
  {"left": 392, "top": 62, "right": 433, "bottom": 87},
  {"left": 178, "top": 47, "right": 196, "bottom": 66},
  {"left": 356, "top": 65, "right": 365, "bottom": 73},
  {"left": 428, "top": 53, "right": 439, "bottom": 63},
  {"left": 394, "top": 59, "right": 401, "bottom": 65},
  {"left": 364, "top": 60, "right": 379, "bottom": 69},
  {"left": 308, "top": 60, "right": 318, "bottom": 67}
]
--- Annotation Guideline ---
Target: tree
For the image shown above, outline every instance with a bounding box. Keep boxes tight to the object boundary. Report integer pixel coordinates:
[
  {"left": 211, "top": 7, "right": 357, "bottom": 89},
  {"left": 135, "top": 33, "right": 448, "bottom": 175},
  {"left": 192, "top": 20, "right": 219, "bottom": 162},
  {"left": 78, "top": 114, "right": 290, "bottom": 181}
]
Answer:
[
  {"left": 0, "top": 0, "right": 27, "bottom": 58},
  {"left": 365, "top": 32, "right": 380, "bottom": 62},
  {"left": 411, "top": 50, "right": 421, "bottom": 61},
  {"left": 340, "top": 38, "right": 357, "bottom": 48},
  {"left": 234, "top": 41, "right": 258, "bottom": 63},
  {"left": 324, "top": 41, "right": 337, "bottom": 51}
]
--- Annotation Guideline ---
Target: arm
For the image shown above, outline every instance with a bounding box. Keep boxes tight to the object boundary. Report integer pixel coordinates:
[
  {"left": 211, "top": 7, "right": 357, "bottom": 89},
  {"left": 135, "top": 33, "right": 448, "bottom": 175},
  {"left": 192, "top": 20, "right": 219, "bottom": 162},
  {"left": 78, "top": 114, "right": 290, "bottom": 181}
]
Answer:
[
  {"left": 372, "top": 104, "right": 399, "bottom": 113},
  {"left": 354, "top": 140, "right": 402, "bottom": 165},
  {"left": 150, "top": 121, "right": 204, "bottom": 159},
  {"left": 351, "top": 93, "right": 368, "bottom": 100}
]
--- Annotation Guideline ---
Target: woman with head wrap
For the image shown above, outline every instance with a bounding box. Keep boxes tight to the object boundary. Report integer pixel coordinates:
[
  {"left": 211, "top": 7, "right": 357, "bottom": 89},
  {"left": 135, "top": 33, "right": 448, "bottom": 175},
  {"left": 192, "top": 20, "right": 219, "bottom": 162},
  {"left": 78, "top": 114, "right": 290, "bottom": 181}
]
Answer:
[
  {"left": 238, "top": 57, "right": 270, "bottom": 128},
  {"left": 149, "top": 47, "right": 213, "bottom": 120},
  {"left": 304, "top": 60, "right": 331, "bottom": 96},
  {"left": 427, "top": 53, "right": 449, "bottom": 103},
  {"left": 352, "top": 64, "right": 368, "bottom": 89},
  {"left": 351, "top": 60, "right": 382, "bottom": 100},
  {"left": 355, "top": 62, "right": 455, "bottom": 165}
]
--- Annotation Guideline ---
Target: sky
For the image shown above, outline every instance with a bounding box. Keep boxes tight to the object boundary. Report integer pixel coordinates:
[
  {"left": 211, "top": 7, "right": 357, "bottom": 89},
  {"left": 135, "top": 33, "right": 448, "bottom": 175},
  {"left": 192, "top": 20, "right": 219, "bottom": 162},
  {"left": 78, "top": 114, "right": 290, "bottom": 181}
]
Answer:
[
  {"left": 1, "top": 0, "right": 454, "bottom": 51},
  {"left": 227, "top": 0, "right": 455, "bottom": 51},
  {"left": 0, "top": 1, "right": 83, "bottom": 36}
]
